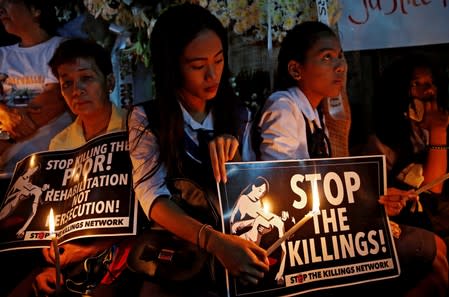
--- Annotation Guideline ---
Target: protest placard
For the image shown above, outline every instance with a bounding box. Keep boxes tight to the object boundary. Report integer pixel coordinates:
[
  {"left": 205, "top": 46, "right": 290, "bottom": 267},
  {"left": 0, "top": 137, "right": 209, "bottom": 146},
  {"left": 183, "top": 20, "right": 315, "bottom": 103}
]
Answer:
[
  {"left": 0, "top": 131, "right": 136, "bottom": 252},
  {"left": 218, "top": 155, "right": 399, "bottom": 296}
]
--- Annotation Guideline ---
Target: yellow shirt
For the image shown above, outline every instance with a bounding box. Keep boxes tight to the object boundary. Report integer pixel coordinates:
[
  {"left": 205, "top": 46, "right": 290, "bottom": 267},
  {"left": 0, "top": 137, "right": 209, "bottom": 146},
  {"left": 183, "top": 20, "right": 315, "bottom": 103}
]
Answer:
[
  {"left": 49, "top": 104, "right": 127, "bottom": 150},
  {"left": 47, "top": 103, "right": 130, "bottom": 285}
]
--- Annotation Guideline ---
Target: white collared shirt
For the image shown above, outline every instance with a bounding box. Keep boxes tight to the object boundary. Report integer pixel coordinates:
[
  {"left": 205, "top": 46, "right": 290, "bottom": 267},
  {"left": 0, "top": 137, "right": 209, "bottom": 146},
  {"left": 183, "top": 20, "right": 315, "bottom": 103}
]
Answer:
[
  {"left": 258, "top": 87, "right": 328, "bottom": 160},
  {"left": 178, "top": 100, "right": 214, "bottom": 147},
  {"left": 129, "top": 102, "right": 216, "bottom": 220}
]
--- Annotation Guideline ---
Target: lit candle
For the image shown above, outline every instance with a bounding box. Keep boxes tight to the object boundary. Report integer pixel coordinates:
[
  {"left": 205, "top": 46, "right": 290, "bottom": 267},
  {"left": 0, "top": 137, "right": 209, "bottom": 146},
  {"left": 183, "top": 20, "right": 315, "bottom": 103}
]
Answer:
[
  {"left": 267, "top": 181, "right": 321, "bottom": 256},
  {"left": 49, "top": 208, "right": 61, "bottom": 294},
  {"left": 266, "top": 211, "right": 315, "bottom": 255}
]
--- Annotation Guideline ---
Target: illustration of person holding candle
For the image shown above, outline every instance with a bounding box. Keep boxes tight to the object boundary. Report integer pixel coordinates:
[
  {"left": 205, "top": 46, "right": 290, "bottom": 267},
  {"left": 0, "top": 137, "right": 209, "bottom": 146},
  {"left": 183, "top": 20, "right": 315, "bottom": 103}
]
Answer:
[
  {"left": 230, "top": 176, "right": 287, "bottom": 284},
  {"left": 255, "top": 21, "right": 449, "bottom": 296},
  {"left": 0, "top": 163, "right": 49, "bottom": 238}
]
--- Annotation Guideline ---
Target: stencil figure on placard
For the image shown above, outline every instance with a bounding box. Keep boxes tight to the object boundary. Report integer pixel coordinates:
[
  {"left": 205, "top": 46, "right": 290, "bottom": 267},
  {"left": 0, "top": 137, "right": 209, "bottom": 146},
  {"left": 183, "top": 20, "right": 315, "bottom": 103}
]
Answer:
[
  {"left": 230, "top": 176, "right": 288, "bottom": 284},
  {"left": 0, "top": 163, "right": 49, "bottom": 238}
]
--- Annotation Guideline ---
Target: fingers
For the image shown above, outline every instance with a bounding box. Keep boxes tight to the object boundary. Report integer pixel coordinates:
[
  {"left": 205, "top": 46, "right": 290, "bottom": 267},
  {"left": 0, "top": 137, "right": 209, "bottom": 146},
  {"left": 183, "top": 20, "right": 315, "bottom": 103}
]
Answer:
[
  {"left": 240, "top": 244, "right": 269, "bottom": 284},
  {"left": 424, "top": 100, "right": 434, "bottom": 113},
  {"left": 431, "top": 100, "right": 438, "bottom": 111},
  {"left": 34, "top": 267, "right": 60, "bottom": 296},
  {"left": 228, "top": 137, "right": 239, "bottom": 159},
  {"left": 379, "top": 195, "right": 407, "bottom": 206},
  {"left": 383, "top": 201, "right": 404, "bottom": 216},
  {"left": 249, "top": 244, "right": 270, "bottom": 269},
  {"left": 234, "top": 257, "right": 267, "bottom": 285},
  {"left": 379, "top": 187, "right": 418, "bottom": 216},
  {"left": 421, "top": 100, "right": 449, "bottom": 129},
  {"left": 384, "top": 187, "right": 417, "bottom": 200},
  {"left": 238, "top": 270, "right": 265, "bottom": 285},
  {"left": 209, "top": 140, "right": 221, "bottom": 183},
  {"left": 42, "top": 248, "right": 54, "bottom": 264},
  {"left": 406, "top": 190, "right": 419, "bottom": 202},
  {"left": 208, "top": 135, "right": 239, "bottom": 183},
  {"left": 218, "top": 235, "right": 270, "bottom": 286}
]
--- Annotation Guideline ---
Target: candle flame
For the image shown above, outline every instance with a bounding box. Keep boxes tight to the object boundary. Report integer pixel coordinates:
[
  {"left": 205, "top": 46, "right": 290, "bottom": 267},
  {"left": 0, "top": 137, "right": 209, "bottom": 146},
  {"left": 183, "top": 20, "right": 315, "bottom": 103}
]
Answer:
[
  {"left": 49, "top": 208, "right": 55, "bottom": 235},
  {"left": 311, "top": 182, "right": 320, "bottom": 213},
  {"left": 29, "top": 155, "right": 36, "bottom": 168},
  {"left": 263, "top": 201, "right": 271, "bottom": 213}
]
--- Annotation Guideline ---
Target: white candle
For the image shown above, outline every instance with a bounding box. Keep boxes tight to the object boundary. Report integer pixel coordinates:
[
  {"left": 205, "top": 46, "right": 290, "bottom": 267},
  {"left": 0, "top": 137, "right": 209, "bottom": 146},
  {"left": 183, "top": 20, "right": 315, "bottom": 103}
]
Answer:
[
  {"left": 415, "top": 172, "right": 449, "bottom": 194},
  {"left": 49, "top": 208, "right": 61, "bottom": 294},
  {"left": 267, "top": 183, "right": 320, "bottom": 256},
  {"left": 266, "top": 211, "right": 315, "bottom": 256}
]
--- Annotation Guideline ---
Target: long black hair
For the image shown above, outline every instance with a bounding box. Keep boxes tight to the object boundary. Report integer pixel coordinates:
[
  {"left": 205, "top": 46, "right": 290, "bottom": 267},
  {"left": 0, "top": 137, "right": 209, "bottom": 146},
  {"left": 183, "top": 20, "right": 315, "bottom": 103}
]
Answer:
[
  {"left": 239, "top": 176, "right": 269, "bottom": 197},
  {"left": 136, "top": 3, "right": 240, "bottom": 179},
  {"left": 275, "top": 21, "right": 337, "bottom": 91}
]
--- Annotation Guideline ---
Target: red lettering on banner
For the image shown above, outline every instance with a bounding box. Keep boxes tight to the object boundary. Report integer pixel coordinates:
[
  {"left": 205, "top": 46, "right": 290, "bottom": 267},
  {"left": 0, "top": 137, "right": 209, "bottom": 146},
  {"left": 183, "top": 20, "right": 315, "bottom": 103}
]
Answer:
[{"left": 348, "top": 0, "right": 436, "bottom": 25}]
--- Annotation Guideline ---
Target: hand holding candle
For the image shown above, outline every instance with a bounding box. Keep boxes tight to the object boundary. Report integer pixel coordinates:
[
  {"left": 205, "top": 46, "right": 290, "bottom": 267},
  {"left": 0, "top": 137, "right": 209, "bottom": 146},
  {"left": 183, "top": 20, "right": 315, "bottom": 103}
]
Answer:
[
  {"left": 415, "top": 172, "right": 449, "bottom": 195},
  {"left": 267, "top": 211, "right": 316, "bottom": 255},
  {"left": 267, "top": 180, "right": 321, "bottom": 256},
  {"left": 49, "top": 208, "right": 61, "bottom": 294}
]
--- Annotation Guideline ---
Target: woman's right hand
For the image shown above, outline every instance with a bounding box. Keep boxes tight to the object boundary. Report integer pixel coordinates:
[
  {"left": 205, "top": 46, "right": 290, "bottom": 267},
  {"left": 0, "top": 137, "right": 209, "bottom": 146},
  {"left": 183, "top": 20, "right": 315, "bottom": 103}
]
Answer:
[
  {"left": 42, "top": 242, "right": 108, "bottom": 268},
  {"left": 206, "top": 230, "right": 269, "bottom": 285},
  {"left": 33, "top": 267, "right": 64, "bottom": 296},
  {"left": 208, "top": 134, "right": 239, "bottom": 183},
  {"left": 379, "top": 187, "right": 418, "bottom": 216},
  {"left": 421, "top": 100, "right": 449, "bottom": 131}
]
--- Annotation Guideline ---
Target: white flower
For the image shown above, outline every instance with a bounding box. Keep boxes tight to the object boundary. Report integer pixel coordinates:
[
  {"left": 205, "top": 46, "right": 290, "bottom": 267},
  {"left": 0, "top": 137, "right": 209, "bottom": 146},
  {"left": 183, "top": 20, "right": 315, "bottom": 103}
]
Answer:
[
  {"left": 217, "top": 14, "right": 230, "bottom": 28},
  {"left": 199, "top": 0, "right": 209, "bottom": 8},
  {"left": 282, "top": 16, "right": 295, "bottom": 31},
  {"left": 233, "top": 20, "right": 247, "bottom": 35}
]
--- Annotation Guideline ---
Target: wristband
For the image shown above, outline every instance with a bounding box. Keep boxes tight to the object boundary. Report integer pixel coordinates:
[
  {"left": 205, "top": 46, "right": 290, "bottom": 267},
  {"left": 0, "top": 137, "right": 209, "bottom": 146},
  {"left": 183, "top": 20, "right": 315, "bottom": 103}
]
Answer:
[{"left": 427, "top": 144, "right": 449, "bottom": 150}]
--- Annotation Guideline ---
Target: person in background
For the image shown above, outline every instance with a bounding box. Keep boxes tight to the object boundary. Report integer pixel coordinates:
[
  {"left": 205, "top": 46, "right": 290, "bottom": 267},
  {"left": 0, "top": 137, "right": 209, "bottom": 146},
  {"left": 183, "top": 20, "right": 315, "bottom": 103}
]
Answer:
[
  {"left": 10, "top": 38, "right": 137, "bottom": 297},
  {"left": 128, "top": 3, "right": 268, "bottom": 296},
  {"left": 0, "top": 1, "right": 71, "bottom": 295},
  {"left": 256, "top": 21, "right": 448, "bottom": 296},
  {"left": 0, "top": 0, "right": 72, "bottom": 176},
  {"left": 363, "top": 54, "right": 449, "bottom": 242}
]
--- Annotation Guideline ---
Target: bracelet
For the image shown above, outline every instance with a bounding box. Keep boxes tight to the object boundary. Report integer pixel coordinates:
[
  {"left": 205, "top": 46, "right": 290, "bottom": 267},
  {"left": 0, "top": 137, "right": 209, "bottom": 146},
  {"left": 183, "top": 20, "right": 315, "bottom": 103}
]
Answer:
[
  {"left": 197, "top": 224, "right": 212, "bottom": 249},
  {"left": 202, "top": 226, "right": 213, "bottom": 252},
  {"left": 427, "top": 144, "right": 449, "bottom": 150}
]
